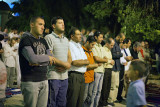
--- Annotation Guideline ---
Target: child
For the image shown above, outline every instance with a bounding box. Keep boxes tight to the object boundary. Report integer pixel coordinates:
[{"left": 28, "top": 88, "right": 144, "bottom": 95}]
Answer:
[{"left": 127, "top": 60, "right": 147, "bottom": 107}]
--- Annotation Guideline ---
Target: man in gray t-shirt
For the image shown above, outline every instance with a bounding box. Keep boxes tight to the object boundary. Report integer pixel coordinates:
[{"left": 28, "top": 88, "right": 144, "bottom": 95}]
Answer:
[{"left": 45, "top": 16, "right": 71, "bottom": 107}]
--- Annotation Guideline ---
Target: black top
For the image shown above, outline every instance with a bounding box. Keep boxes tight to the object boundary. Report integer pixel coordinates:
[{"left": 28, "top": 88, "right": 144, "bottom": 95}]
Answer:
[
  {"left": 130, "top": 48, "right": 139, "bottom": 59},
  {"left": 19, "top": 32, "right": 49, "bottom": 82}
]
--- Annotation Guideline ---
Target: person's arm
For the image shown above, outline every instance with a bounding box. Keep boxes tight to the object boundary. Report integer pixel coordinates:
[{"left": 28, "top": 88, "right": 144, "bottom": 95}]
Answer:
[
  {"left": 72, "top": 59, "right": 89, "bottom": 67},
  {"left": 0, "top": 49, "right": 3, "bottom": 53},
  {"left": 22, "top": 46, "right": 53, "bottom": 66},
  {"left": 87, "top": 63, "right": 99, "bottom": 70},
  {"left": 67, "top": 49, "right": 72, "bottom": 64},
  {"left": 111, "top": 45, "right": 123, "bottom": 59},
  {"left": 93, "top": 56, "right": 108, "bottom": 63}
]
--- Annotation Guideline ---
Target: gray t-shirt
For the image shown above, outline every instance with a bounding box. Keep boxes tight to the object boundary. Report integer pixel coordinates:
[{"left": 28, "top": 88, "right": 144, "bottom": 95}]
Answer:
[{"left": 45, "top": 32, "right": 69, "bottom": 80}]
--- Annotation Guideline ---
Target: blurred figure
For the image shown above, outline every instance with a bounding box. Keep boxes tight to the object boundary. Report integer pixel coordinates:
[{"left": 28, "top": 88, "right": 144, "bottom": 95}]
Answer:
[
  {"left": 130, "top": 42, "right": 141, "bottom": 60},
  {"left": 126, "top": 60, "right": 147, "bottom": 107}
]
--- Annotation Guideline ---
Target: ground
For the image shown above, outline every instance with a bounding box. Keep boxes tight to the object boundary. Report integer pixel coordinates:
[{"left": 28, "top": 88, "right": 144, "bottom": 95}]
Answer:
[{"left": 4, "top": 74, "right": 160, "bottom": 107}]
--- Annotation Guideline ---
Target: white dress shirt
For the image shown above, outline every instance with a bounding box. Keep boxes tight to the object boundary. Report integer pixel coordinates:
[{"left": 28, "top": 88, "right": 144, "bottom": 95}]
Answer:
[{"left": 69, "top": 40, "right": 87, "bottom": 73}]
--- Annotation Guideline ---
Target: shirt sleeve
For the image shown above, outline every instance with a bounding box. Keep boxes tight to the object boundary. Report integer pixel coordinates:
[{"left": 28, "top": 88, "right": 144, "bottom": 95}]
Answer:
[
  {"left": 22, "top": 46, "right": 50, "bottom": 66},
  {"left": 133, "top": 86, "right": 147, "bottom": 106},
  {"left": 69, "top": 43, "right": 77, "bottom": 61},
  {"left": 92, "top": 46, "right": 98, "bottom": 56}
]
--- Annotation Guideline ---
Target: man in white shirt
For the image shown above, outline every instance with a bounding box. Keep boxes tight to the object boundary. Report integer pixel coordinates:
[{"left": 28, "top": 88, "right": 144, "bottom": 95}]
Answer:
[
  {"left": 67, "top": 27, "right": 89, "bottom": 107},
  {"left": 117, "top": 38, "right": 132, "bottom": 102}
]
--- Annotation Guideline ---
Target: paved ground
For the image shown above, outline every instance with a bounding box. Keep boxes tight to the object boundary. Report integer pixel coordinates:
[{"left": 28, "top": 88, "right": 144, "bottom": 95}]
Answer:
[{"left": 4, "top": 74, "right": 160, "bottom": 107}]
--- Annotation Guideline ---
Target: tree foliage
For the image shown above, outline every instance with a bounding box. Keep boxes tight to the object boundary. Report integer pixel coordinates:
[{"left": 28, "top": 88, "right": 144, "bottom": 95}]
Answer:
[{"left": 85, "top": 0, "right": 160, "bottom": 42}]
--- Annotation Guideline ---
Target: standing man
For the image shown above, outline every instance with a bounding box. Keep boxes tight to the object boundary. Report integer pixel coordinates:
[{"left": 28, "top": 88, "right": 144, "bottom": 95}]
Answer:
[
  {"left": 67, "top": 27, "right": 89, "bottom": 107},
  {"left": 109, "top": 33, "right": 125, "bottom": 105},
  {"left": 90, "top": 31, "right": 108, "bottom": 107},
  {"left": 99, "top": 38, "right": 115, "bottom": 107},
  {"left": 45, "top": 16, "right": 71, "bottom": 107},
  {"left": 130, "top": 42, "right": 141, "bottom": 60},
  {"left": 19, "top": 16, "right": 66, "bottom": 107},
  {"left": 82, "top": 36, "right": 100, "bottom": 107}
]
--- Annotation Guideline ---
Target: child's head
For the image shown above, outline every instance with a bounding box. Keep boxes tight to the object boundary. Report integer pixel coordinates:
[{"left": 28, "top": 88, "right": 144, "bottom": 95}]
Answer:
[{"left": 128, "top": 60, "right": 146, "bottom": 81}]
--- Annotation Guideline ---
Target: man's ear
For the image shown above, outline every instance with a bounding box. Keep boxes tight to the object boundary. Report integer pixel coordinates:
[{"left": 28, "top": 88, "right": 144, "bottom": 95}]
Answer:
[
  {"left": 95, "top": 36, "right": 98, "bottom": 40},
  {"left": 52, "top": 24, "right": 56, "bottom": 29},
  {"left": 135, "top": 70, "right": 139, "bottom": 77},
  {"left": 30, "top": 23, "right": 34, "bottom": 28},
  {"left": 71, "top": 34, "right": 74, "bottom": 39}
]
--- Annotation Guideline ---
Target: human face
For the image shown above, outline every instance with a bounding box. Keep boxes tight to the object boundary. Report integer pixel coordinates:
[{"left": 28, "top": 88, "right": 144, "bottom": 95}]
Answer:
[
  {"left": 122, "top": 43, "right": 127, "bottom": 49},
  {"left": 145, "top": 42, "right": 149, "bottom": 48},
  {"left": 120, "top": 35, "right": 125, "bottom": 43},
  {"left": 53, "top": 19, "right": 65, "bottom": 33},
  {"left": 31, "top": 18, "right": 45, "bottom": 35},
  {"left": 141, "top": 41, "right": 145, "bottom": 48},
  {"left": 96, "top": 34, "right": 103, "bottom": 44},
  {"left": 88, "top": 42, "right": 96, "bottom": 50},
  {"left": 137, "top": 46, "right": 142, "bottom": 52},
  {"left": 127, "top": 40, "right": 131, "bottom": 48},
  {"left": 106, "top": 40, "right": 115, "bottom": 50},
  {"left": 71, "top": 30, "right": 81, "bottom": 43}
]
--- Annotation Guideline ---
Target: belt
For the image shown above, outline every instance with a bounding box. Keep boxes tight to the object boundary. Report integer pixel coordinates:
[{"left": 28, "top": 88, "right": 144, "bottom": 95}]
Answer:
[{"left": 68, "top": 71, "right": 84, "bottom": 75}]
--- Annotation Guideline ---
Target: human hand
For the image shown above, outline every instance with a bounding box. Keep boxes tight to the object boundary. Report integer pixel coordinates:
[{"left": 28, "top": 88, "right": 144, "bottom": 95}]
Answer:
[
  {"left": 111, "top": 60, "right": 115, "bottom": 65},
  {"left": 48, "top": 56, "right": 56, "bottom": 65},
  {"left": 104, "top": 56, "right": 108, "bottom": 63},
  {"left": 55, "top": 66, "right": 66, "bottom": 72}
]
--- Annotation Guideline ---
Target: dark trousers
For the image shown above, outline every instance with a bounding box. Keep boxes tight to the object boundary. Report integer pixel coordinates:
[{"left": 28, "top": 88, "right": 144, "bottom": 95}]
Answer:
[
  {"left": 99, "top": 68, "right": 112, "bottom": 106},
  {"left": 117, "top": 65, "right": 124, "bottom": 100},
  {"left": 67, "top": 71, "right": 85, "bottom": 107},
  {"left": 47, "top": 79, "right": 68, "bottom": 107}
]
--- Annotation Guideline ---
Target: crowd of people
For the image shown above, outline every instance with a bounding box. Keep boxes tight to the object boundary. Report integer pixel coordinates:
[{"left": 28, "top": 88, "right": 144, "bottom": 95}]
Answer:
[{"left": 0, "top": 16, "right": 159, "bottom": 107}]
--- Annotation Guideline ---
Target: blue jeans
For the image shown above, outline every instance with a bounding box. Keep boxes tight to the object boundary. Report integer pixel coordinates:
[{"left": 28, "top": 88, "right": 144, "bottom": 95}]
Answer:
[
  {"left": 21, "top": 80, "right": 48, "bottom": 107},
  {"left": 90, "top": 72, "right": 104, "bottom": 107},
  {"left": 47, "top": 79, "right": 68, "bottom": 107}
]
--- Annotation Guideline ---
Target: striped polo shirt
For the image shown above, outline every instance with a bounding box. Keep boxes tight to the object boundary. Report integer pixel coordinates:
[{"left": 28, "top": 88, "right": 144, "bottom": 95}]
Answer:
[{"left": 45, "top": 32, "right": 69, "bottom": 80}]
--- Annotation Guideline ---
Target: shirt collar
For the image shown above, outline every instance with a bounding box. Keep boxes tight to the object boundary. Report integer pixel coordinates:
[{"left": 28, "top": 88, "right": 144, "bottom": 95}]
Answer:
[
  {"left": 52, "top": 31, "right": 64, "bottom": 39},
  {"left": 95, "top": 43, "right": 102, "bottom": 47},
  {"left": 130, "top": 79, "right": 143, "bottom": 86},
  {"left": 70, "top": 40, "right": 81, "bottom": 48},
  {"left": 82, "top": 46, "right": 92, "bottom": 53}
]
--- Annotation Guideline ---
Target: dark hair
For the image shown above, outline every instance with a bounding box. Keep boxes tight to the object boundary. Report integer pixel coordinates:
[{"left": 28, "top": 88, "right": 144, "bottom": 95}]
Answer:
[
  {"left": 0, "top": 34, "right": 4, "bottom": 41},
  {"left": 30, "top": 16, "right": 44, "bottom": 24},
  {"left": 105, "top": 37, "right": 114, "bottom": 44},
  {"left": 51, "top": 16, "right": 63, "bottom": 25},
  {"left": 130, "top": 60, "right": 148, "bottom": 78},
  {"left": 94, "top": 31, "right": 102, "bottom": 38},
  {"left": 68, "top": 27, "right": 79, "bottom": 39},
  {"left": 116, "top": 33, "right": 125, "bottom": 38},
  {"left": 86, "top": 36, "right": 96, "bottom": 43}
]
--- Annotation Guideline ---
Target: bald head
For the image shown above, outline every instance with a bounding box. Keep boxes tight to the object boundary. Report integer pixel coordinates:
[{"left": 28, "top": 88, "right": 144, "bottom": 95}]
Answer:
[{"left": 105, "top": 38, "right": 115, "bottom": 50}]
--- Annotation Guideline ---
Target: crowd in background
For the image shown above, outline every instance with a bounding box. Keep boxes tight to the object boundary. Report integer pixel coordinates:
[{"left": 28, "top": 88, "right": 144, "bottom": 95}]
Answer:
[{"left": 0, "top": 16, "right": 160, "bottom": 107}]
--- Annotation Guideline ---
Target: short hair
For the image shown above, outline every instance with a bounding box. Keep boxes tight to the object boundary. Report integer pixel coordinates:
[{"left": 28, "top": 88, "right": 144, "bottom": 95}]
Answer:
[
  {"left": 0, "top": 34, "right": 4, "bottom": 41},
  {"left": 116, "top": 33, "right": 125, "bottom": 38},
  {"left": 94, "top": 31, "right": 102, "bottom": 38},
  {"left": 30, "top": 16, "right": 44, "bottom": 24},
  {"left": 133, "top": 42, "right": 141, "bottom": 47},
  {"left": 105, "top": 37, "right": 114, "bottom": 44},
  {"left": 51, "top": 16, "right": 63, "bottom": 25},
  {"left": 68, "top": 27, "right": 79, "bottom": 39},
  {"left": 86, "top": 36, "right": 96, "bottom": 43},
  {"left": 130, "top": 60, "right": 148, "bottom": 78}
]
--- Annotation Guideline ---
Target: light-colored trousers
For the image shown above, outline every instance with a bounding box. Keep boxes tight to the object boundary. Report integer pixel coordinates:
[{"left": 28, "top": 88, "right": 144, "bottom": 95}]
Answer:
[
  {"left": 90, "top": 72, "right": 104, "bottom": 107},
  {"left": 108, "top": 71, "right": 119, "bottom": 103},
  {"left": 21, "top": 80, "right": 48, "bottom": 107}
]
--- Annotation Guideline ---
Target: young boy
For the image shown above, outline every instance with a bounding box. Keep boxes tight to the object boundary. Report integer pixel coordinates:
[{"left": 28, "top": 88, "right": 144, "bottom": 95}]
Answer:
[{"left": 127, "top": 60, "right": 147, "bottom": 107}]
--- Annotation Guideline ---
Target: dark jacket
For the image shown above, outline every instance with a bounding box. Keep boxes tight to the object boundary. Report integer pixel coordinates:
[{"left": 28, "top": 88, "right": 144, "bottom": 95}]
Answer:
[{"left": 111, "top": 39, "right": 123, "bottom": 71}]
